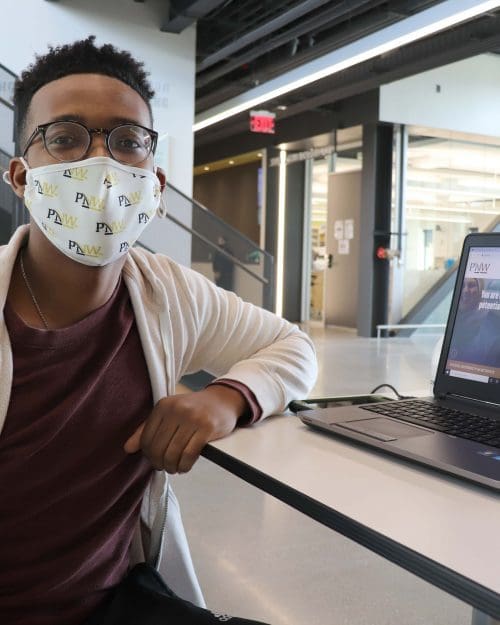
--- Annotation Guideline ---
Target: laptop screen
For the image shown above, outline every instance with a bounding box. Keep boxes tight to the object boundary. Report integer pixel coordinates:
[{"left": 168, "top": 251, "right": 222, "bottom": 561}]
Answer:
[{"left": 445, "top": 246, "right": 500, "bottom": 385}]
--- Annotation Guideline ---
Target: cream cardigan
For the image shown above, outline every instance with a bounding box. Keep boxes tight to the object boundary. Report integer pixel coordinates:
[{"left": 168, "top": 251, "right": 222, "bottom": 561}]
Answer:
[{"left": 0, "top": 225, "right": 317, "bottom": 605}]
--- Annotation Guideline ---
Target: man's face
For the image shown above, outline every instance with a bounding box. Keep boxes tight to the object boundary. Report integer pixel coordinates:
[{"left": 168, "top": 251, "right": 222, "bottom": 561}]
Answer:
[
  {"left": 21, "top": 73, "right": 154, "bottom": 169},
  {"left": 9, "top": 72, "right": 165, "bottom": 201},
  {"left": 460, "top": 278, "right": 481, "bottom": 311}
]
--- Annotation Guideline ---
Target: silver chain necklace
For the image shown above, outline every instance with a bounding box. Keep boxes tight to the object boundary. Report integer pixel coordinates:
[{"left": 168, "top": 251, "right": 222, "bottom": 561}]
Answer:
[{"left": 19, "top": 249, "right": 50, "bottom": 330}]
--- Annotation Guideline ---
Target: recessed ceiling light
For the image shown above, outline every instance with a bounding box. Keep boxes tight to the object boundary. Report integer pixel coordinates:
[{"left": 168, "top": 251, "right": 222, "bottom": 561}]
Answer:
[
  {"left": 257, "top": 152, "right": 263, "bottom": 157},
  {"left": 229, "top": 160, "right": 235, "bottom": 164},
  {"left": 276, "top": 105, "right": 287, "bottom": 111},
  {"left": 204, "top": 166, "right": 210, "bottom": 171}
]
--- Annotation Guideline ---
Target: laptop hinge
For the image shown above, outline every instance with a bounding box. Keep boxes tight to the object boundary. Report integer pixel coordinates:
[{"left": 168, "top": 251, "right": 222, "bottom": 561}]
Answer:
[{"left": 441, "top": 393, "right": 500, "bottom": 411}]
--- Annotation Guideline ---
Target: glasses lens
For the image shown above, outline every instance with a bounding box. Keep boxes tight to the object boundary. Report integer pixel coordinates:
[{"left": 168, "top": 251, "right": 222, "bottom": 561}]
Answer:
[
  {"left": 43, "top": 122, "right": 90, "bottom": 162},
  {"left": 108, "top": 125, "right": 153, "bottom": 165}
]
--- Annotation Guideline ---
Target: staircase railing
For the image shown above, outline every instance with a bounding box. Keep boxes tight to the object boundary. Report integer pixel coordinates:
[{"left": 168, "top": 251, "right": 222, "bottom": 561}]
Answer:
[{"left": 164, "top": 181, "right": 274, "bottom": 311}]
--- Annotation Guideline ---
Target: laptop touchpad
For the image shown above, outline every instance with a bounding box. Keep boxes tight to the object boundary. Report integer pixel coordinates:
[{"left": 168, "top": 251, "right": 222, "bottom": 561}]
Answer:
[{"left": 337, "top": 417, "right": 432, "bottom": 441}]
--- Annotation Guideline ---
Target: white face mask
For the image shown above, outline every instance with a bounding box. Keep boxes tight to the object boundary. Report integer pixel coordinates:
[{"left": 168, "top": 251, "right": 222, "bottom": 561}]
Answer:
[{"left": 19, "top": 156, "right": 162, "bottom": 266}]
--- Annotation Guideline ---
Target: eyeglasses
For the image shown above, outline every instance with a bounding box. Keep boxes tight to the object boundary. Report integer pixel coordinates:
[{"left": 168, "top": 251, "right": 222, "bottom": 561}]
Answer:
[{"left": 22, "top": 120, "right": 158, "bottom": 166}]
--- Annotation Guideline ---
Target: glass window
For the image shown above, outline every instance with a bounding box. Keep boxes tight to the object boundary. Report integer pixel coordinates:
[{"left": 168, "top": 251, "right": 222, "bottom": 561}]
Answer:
[{"left": 401, "top": 127, "right": 500, "bottom": 317}]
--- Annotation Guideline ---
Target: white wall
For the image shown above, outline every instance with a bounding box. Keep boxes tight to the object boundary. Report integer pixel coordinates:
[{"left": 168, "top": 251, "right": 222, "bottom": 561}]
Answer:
[
  {"left": 380, "top": 54, "right": 500, "bottom": 138},
  {"left": 0, "top": 0, "right": 195, "bottom": 265}
]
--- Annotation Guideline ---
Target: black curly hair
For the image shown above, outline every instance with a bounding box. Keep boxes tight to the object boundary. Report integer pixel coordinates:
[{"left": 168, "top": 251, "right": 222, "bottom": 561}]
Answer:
[{"left": 14, "top": 36, "right": 155, "bottom": 144}]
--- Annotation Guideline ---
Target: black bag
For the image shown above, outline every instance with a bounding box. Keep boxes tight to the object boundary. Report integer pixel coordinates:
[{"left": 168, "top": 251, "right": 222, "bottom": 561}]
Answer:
[{"left": 84, "top": 562, "right": 271, "bottom": 625}]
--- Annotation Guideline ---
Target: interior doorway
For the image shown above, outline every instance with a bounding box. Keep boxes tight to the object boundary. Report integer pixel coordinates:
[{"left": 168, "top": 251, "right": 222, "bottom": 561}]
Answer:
[
  {"left": 309, "top": 159, "right": 329, "bottom": 321},
  {"left": 303, "top": 126, "right": 363, "bottom": 324}
]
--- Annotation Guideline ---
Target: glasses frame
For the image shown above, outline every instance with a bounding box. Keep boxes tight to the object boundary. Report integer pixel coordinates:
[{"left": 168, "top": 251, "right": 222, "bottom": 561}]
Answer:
[{"left": 22, "top": 120, "right": 159, "bottom": 165}]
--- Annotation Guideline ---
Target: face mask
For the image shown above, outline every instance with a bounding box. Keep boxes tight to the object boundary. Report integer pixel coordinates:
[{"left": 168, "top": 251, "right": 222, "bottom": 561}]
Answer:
[{"left": 19, "top": 156, "right": 162, "bottom": 266}]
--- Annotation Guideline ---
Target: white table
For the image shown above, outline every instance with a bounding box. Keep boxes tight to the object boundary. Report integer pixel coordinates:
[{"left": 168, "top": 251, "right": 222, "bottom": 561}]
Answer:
[{"left": 202, "top": 414, "right": 500, "bottom": 623}]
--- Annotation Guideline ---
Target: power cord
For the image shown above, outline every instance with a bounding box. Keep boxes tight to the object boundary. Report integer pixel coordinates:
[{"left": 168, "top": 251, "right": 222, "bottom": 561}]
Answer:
[{"left": 370, "top": 383, "right": 414, "bottom": 400}]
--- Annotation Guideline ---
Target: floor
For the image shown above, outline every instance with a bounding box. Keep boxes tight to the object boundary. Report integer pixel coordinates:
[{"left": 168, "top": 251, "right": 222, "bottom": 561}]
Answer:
[{"left": 171, "top": 326, "right": 472, "bottom": 625}]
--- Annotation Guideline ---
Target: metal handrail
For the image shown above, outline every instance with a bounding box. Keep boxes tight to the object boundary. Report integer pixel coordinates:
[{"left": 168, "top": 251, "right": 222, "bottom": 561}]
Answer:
[
  {"left": 0, "top": 95, "right": 13, "bottom": 111},
  {"left": 0, "top": 62, "right": 16, "bottom": 78},
  {"left": 166, "top": 180, "right": 274, "bottom": 263},
  {"left": 162, "top": 210, "right": 269, "bottom": 285}
]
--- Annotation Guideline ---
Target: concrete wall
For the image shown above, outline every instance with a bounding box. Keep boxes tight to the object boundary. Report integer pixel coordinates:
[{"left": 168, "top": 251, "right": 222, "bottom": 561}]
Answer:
[
  {"left": 380, "top": 54, "right": 500, "bottom": 138},
  {"left": 0, "top": 0, "right": 196, "bottom": 265}
]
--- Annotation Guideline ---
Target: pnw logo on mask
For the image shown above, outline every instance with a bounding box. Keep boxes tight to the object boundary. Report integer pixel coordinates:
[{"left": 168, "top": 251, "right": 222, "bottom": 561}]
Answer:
[
  {"left": 34, "top": 179, "right": 58, "bottom": 197},
  {"left": 103, "top": 171, "right": 119, "bottom": 189},
  {"left": 68, "top": 240, "right": 103, "bottom": 258},
  {"left": 118, "top": 191, "right": 142, "bottom": 207},
  {"left": 96, "top": 220, "right": 126, "bottom": 235},
  {"left": 63, "top": 167, "right": 88, "bottom": 181},
  {"left": 138, "top": 209, "right": 155, "bottom": 224},
  {"left": 75, "top": 191, "right": 105, "bottom": 212},
  {"left": 47, "top": 208, "right": 78, "bottom": 229},
  {"left": 24, "top": 156, "right": 161, "bottom": 267}
]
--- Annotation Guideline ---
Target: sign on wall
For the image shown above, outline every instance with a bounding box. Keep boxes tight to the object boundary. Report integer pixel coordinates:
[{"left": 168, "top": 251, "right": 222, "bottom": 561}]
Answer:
[{"left": 249, "top": 110, "right": 275, "bottom": 134}]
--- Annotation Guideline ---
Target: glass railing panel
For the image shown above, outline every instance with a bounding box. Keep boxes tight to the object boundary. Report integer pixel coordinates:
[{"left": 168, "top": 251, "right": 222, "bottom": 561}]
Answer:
[
  {"left": 0, "top": 148, "right": 15, "bottom": 243},
  {"left": 0, "top": 63, "right": 15, "bottom": 107},
  {"left": 0, "top": 104, "right": 14, "bottom": 156},
  {"left": 407, "top": 221, "right": 500, "bottom": 337},
  {"left": 0, "top": 63, "right": 16, "bottom": 160},
  {"left": 401, "top": 130, "right": 500, "bottom": 319},
  {"left": 165, "top": 182, "right": 274, "bottom": 311}
]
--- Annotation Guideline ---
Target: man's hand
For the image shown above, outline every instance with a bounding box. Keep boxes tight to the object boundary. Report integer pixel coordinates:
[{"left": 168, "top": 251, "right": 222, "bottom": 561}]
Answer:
[{"left": 124, "top": 384, "right": 247, "bottom": 473}]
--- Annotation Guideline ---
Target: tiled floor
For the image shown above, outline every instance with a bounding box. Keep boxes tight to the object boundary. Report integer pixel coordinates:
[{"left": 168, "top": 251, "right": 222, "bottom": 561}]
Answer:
[{"left": 171, "top": 327, "right": 472, "bottom": 625}]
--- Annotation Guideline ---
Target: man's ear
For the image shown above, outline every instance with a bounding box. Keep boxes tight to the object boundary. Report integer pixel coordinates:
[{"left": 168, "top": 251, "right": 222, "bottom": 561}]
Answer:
[
  {"left": 155, "top": 166, "right": 167, "bottom": 193},
  {"left": 8, "top": 157, "right": 27, "bottom": 199}
]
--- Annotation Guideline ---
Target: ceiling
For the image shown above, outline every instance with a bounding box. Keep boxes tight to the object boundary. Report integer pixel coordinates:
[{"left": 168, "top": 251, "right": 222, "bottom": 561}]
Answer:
[
  {"left": 174, "top": 0, "right": 500, "bottom": 159},
  {"left": 165, "top": 0, "right": 447, "bottom": 114},
  {"left": 199, "top": 0, "right": 451, "bottom": 114},
  {"left": 49, "top": 1, "right": 500, "bottom": 157}
]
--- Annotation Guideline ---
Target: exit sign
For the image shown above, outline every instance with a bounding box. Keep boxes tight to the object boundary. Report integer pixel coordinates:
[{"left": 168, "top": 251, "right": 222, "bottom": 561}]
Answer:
[{"left": 250, "top": 110, "right": 276, "bottom": 134}]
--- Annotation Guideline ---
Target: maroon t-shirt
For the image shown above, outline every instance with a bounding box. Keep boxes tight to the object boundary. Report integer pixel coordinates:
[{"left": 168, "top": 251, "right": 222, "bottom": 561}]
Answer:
[{"left": 0, "top": 280, "right": 154, "bottom": 624}]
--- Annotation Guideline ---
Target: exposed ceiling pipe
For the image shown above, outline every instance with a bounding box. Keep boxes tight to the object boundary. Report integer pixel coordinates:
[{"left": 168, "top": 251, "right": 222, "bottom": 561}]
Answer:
[
  {"left": 196, "top": 0, "right": 380, "bottom": 88},
  {"left": 197, "top": 0, "right": 334, "bottom": 72},
  {"left": 161, "top": 0, "right": 228, "bottom": 33}
]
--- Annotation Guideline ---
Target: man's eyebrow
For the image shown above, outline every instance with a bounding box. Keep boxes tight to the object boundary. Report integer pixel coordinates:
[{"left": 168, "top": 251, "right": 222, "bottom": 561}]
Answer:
[
  {"left": 45, "top": 115, "right": 146, "bottom": 126},
  {"left": 46, "top": 114, "right": 86, "bottom": 123}
]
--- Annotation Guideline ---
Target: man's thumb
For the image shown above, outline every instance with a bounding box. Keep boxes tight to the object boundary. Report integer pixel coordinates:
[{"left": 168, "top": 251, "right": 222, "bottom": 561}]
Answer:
[{"left": 124, "top": 423, "right": 145, "bottom": 454}]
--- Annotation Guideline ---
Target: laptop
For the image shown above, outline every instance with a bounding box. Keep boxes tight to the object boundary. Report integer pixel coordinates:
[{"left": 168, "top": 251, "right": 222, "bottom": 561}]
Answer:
[{"left": 298, "top": 233, "right": 500, "bottom": 491}]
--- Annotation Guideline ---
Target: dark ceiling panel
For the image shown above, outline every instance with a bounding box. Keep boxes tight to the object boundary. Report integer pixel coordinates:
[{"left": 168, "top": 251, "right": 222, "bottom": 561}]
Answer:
[
  {"left": 197, "top": 0, "right": 334, "bottom": 71},
  {"left": 194, "top": 0, "right": 446, "bottom": 112},
  {"left": 194, "top": 11, "right": 500, "bottom": 160},
  {"left": 161, "top": 0, "right": 228, "bottom": 33},
  {"left": 196, "top": 0, "right": 381, "bottom": 89}
]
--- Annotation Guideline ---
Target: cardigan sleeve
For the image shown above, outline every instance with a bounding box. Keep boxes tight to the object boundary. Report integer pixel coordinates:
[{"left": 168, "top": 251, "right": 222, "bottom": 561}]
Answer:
[{"left": 166, "top": 260, "right": 318, "bottom": 418}]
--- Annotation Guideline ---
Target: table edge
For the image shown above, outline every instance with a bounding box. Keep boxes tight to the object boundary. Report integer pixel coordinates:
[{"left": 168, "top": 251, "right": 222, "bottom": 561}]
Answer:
[{"left": 202, "top": 444, "right": 500, "bottom": 619}]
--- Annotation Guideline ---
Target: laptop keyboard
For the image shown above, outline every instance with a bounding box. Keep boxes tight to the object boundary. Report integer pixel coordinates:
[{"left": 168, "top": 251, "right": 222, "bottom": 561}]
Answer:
[{"left": 360, "top": 400, "right": 500, "bottom": 448}]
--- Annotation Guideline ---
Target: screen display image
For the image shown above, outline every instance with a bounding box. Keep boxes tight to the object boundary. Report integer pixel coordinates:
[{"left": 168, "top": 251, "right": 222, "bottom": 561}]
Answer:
[{"left": 445, "top": 246, "right": 500, "bottom": 384}]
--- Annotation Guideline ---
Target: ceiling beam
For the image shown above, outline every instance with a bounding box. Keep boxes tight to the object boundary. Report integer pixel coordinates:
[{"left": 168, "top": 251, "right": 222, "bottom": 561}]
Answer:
[
  {"left": 197, "top": 0, "right": 335, "bottom": 72},
  {"left": 196, "top": 0, "right": 380, "bottom": 87},
  {"left": 161, "top": 0, "right": 227, "bottom": 33}
]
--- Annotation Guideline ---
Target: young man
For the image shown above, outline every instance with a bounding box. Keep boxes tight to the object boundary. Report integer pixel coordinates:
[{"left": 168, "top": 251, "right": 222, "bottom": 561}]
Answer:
[{"left": 0, "top": 37, "right": 317, "bottom": 624}]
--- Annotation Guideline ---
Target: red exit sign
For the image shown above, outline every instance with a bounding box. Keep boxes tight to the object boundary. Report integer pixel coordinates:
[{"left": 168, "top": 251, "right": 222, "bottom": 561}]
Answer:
[{"left": 249, "top": 110, "right": 276, "bottom": 134}]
